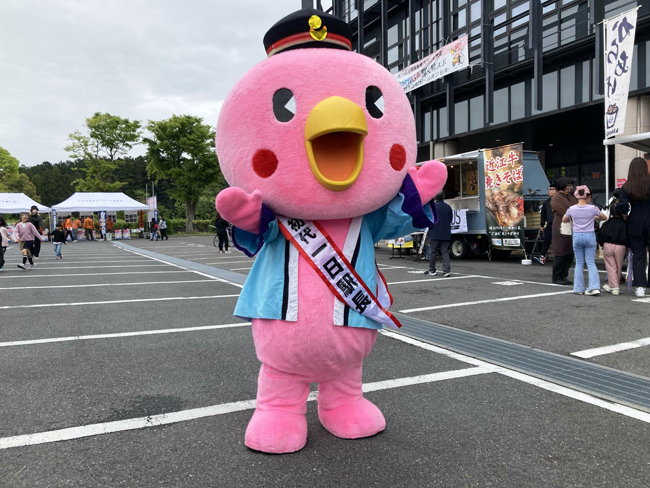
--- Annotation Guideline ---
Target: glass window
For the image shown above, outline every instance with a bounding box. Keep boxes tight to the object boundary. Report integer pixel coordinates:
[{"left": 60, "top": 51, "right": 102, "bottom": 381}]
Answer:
[
  {"left": 493, "top": 0, "right": 506, "bottom": 10},
  {"left": 388, "top": 45, "right": 399, "bottom": 64},
  {"left": 453, "top": 0, "right": 468, "bottom": 9},
  {"left": 630, "top": 44, "right": 639, "bottom": 92},
  {"left": 470, "top": 95, "right": 484, "bottom": 131},
  {"left": 471, "top": 1, "right": 481, "bottom": 22},
  {"left": 494, "top": 13, "right": 506, "bottom": 25},
  {"left": 560, "top": 65, "right": 576, "bottom": 108},
  {"left": 439, "top": 106, "right": 448, "bottom": 138},
  {"left": 543, "top": 14, "right": 559, "bottom": 51},
  {"left": 533, "top": 71, "right": 558, "bottom": 114},
  {"left": 510, "top": 82, "right": 525, "bottom": 120},
  {"left": 388, "top": 24, "right": 399, "bottom": 45},
  {"left": 432, "top": 108, "right": 438, "bottom": 140},
  {"left": 455, "top": 100, "right": 469, "bottom": 134},
  {"left": 512, "top": 1, "right": 529, "bottom": 17},
  {"left": 576, "top": 60, "right": 590, "bottom": 104},
  {"left": 453, "top": 8, "right": 467, "bottom": 30},
  {"left": 444, "top": 165, "right": 461, "bottom": 198},
  {"left": 494, "top": 87, "right": 508, "bottom": 124},
  {"left": 423, "top": 110, "right": 431, "bottom": 142}
]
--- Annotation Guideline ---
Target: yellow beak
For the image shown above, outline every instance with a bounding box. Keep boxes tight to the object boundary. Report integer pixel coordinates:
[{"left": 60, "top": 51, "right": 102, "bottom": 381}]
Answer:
[{"left": 304, "top": 96, "right": 368, "bottom": 191}]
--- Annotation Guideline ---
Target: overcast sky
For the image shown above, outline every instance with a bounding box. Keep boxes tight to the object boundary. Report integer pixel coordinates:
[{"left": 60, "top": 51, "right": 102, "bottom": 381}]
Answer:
[{"left": 1, "top": 0, "right": 334, "bottom": 167}]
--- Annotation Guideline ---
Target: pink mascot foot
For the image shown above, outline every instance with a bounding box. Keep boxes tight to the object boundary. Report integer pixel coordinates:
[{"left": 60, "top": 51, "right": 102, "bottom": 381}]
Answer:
[
  {"left": 245, "top": 409, "right": 307, "bottom": 454},
  {"left": 318, "top": 397, "right": 386, "bottom": 439},
  {"left": 245, "top": 363, "right": 310, "bottom": 454}
]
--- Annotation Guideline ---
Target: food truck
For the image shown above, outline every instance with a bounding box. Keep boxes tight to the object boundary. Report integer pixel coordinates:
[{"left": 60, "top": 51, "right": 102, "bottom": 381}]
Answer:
[{"left": 421, "top": 148, "right": 550, "bottom": 259}]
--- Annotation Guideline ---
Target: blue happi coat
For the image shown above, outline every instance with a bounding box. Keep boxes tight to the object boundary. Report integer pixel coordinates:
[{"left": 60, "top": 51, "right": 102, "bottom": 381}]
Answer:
[{"left": 232, "top": 174, "right": 436, "bottom": 330}]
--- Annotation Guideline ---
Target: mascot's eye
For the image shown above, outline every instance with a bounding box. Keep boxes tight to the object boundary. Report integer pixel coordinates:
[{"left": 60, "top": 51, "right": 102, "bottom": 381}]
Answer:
[
  {"left": 365, "top": 86, "right": 384, "bottom": 119},
  {"left": 273, "top": 88, "right": 296, "bottom": 122}
]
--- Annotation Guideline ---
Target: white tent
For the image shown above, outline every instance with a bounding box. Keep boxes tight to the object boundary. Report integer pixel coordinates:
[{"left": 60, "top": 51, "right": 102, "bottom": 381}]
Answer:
[
  {"left": 52, "top": 192, "right": 148, "bottom": 212},
  {"left": 0, "top": 193, "right": 51, "bottom": 213}
]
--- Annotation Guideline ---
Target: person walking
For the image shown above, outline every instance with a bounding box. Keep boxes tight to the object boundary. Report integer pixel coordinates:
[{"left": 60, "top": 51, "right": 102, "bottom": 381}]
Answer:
[
  {"left": 83, "top": 215, "right": 95, "bottom": 241},
  {"left": 617, "top": 157, "right": 650, "bottom": 297},
  {"left": 158, "top": 216, "right": 169, "bottom": 240},
  {"left": 29, "top": 206, "right": 44, "bottom": 259},
  {"left": 14, "top": 213, "right": 44, "bottom": 270},
  {"left": 50, "top": 224, "right": 66, "bottom": 259},
  {"left": 150, "top": 218, "right": 159, "bottom": 241},
  {"left": 563, "top": 185, "right": 607, "bottom": 295},
  {"left": 598, "top": 200, "right": 627, "bottom": 296},
  {"left": 551, "top": 177, "right": 577, "bottom": 285},
  {"left": 0, "top": 217, "right": 9, "bottom": 271},
  {"left": 215, "top": 212, "right": 230, "bottom": 253},
  {"left": 425, "top": 192, "right": 453, "bottom": 277},
  {"left": 71, "top": 216, "right": 82, "bottom": 241},
  {"left": 106, "top": 217, "right": 114, "bottom": 237},
  {"left": 64, "top": 215, "right": 75, "bottom": 242},
  {"left": 535, "top": 182, "right": 556, "bottom": 265}
]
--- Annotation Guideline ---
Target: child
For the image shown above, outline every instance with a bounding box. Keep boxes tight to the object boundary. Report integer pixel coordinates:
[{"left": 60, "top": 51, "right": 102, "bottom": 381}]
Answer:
[
  {"left": 14, "top": 213, "right": 44, "bottom": 270},
  {"left": 562, "top": 185, "right": 608, "bottom": 295},
  {"left": 50, "top": 225, "right": 67, "bottom": 259},
  {"left": 598, "top": 201, "right": 627, "bottom": 295},
  {"left": 0, "top": 217, "right": 9, "bottom": 271}
]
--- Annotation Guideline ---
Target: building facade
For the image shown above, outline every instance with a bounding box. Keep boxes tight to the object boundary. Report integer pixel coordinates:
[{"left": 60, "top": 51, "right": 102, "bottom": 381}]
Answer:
[{"left": 328, "top": 0, "right": 650, "bottom": 203}]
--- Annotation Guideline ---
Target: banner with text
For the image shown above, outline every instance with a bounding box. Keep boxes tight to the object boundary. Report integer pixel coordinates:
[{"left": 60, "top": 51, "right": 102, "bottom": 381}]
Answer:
[
  {"left": 451, "top": 209, "right": 468, "bottom": 234},
  {"left": 395, "top": 35, "right": 469, "bottom": 93},
  {"left": 483, "top": 143, "right": 524, "bottom": 248},
  {"left": 605, "top": 8, "right": 637, "bottom": 138}
]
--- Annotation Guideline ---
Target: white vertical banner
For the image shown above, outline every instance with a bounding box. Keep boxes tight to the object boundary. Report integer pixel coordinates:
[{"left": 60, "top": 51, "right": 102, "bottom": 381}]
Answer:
[{"left": 604, "top": 8, "right": 637, "bottom": 138}]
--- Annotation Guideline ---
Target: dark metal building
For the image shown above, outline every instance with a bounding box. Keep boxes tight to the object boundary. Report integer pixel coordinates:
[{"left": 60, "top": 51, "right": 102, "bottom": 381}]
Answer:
[{"left": 327, "top": 0, "right": 650, "bottom": 200}]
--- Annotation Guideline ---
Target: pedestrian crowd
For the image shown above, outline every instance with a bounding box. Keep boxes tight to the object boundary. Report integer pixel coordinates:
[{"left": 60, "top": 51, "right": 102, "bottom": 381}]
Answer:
[
  {"left": 0, "top": 208, "right": 172, "bottom": 271},
  {"left": 543, "top": 157, "right": 650, "bottom": 298}
]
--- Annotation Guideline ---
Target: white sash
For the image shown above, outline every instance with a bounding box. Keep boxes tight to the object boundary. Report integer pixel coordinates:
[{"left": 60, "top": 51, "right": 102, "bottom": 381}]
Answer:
[{"left": 277, "top": 216, "right": 401, "bottom": 330}]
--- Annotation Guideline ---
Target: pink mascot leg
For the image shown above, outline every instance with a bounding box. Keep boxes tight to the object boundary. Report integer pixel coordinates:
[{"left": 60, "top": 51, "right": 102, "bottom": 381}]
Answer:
[
  {"left": 317, "top": 363, "right": 386, "bottom": 439},
  {"left": 245, "top": 363, "right": 310, "bottom": 453}
]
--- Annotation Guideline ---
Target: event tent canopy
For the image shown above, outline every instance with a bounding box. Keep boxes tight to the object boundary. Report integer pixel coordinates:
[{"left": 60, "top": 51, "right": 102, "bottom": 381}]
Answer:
[
  {"left": 0, "top": 193, "right": 51, "bottom": 213},
  {"left": 52, "top": 192, "right": 148, "bottom": 213}
]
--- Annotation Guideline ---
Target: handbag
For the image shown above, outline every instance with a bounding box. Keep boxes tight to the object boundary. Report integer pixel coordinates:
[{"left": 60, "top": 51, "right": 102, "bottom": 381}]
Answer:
[{"left": 560, "top": 220, "right": 573, "bottom": 236}]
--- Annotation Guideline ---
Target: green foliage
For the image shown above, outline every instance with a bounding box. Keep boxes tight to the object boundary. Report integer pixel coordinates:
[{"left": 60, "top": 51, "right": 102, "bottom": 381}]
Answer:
[
  {"left": 20, "top": 160, "right": 82, "bottom": 207},
  {"left": 144, "top": 115, "right": 224, "bottom": 232},
  {"left": 0, "top": 146, "right": 40, "bottom": 200},
  {"left": 66, "top": 112, "right": 142, "bottom": 192}
]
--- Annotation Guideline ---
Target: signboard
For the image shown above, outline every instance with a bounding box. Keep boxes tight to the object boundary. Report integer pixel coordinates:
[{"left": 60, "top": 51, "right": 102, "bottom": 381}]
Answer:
[
  {"left": 114, "top": 229, "right": 123, "bottom": 240},
  {"left": 605, "top": 8, "right": 637, "bottom": 138},
  {"left": 387, "top": 237, "right": 413, "bottom": 248},
  {"left": 483, "top": 143, "right": 524, "bottom": 248},
  {"left": 123, "top": 229, "right": 131, "bottom": 239},
  {"left": 451, "top": 209, "right": 468, "bottom": 234},
  {"left": 99, "top": 210, "right": 107, "bottom": 239},
  {"left": 51, "top": 209, "right": 57, "bottom": 232},
  {"left": 617, "top": 178, "right": 627, "bottom": 188},
  {"left": 76, "top": 229, "right": 84, "bottom": 241},
  {"left": 395, "top": 35, "right": 469, "bottom": 93}
]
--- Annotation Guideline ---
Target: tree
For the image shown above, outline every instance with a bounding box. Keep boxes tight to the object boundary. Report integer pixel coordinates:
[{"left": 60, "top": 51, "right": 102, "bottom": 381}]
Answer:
[
  {"left": 0, "top": 146, "right": 40, "bottom": 200},
  {"left": 65, "top": 112, "right": 142, "bottom": 192},
  {"left": 144, "top": 115, "right": 224, "bottom": 232}
]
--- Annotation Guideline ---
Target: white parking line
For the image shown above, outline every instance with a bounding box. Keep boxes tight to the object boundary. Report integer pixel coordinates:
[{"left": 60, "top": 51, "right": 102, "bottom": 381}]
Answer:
[
  {"left": 204, "top": 260, "right": 254, "bottom": 265},
  {"left": 399, "top": 290, "right": 575, "bottom": 313},
  {"left": 230, "top": 267, "right": 253, "bottom": 271},
  {"left": 0, "top": 366, "right": 492, "bottom": 450},
  {"left": 0, "top": 294, "right": 240, "bottom": 310},
  {"left": 0, "top": 271, "right": 193, "bottom": 279},
  {"left": 0, "top": 322, "right": 252, "bottom": 348},
  {"left": 383, "top": 331, "right": 650, "bottom": 425},
  {"left": 387, "top": 275, "right": 479, "bottom": 285},
  {"left": 20, "top": 264, "right": 170, "bottom": 270},
  {"left": 0, "top": 280, "right": 219, "bottom": 291},
  {"left": 115, "top": 245, "right": 243, "bottom": 289},
  {"left": 571, "top": 337, "right": 650, "bottom": 359}
]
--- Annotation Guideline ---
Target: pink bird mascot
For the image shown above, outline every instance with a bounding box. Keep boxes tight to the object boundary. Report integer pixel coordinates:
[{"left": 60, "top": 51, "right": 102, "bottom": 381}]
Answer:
[{"left": 215, "top": 8, "right": 447, "bottom": 453}]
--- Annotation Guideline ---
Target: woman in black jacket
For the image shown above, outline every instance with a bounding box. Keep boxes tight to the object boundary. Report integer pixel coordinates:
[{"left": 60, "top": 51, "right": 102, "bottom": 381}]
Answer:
[
  {"left": 215, "top": 212, "right": 230, "bottom": 253},
  {"left": 617, "top": 157, "right": 650, "bottom": 297}
]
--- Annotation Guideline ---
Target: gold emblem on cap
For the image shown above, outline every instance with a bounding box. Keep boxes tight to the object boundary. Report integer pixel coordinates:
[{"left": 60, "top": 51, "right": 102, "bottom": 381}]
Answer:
[{"left": 308, "top": 14, "right": 327, "bottom": 41}]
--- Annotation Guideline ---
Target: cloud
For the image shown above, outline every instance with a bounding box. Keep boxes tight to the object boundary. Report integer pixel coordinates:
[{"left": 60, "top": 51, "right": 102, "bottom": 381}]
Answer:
[{"left": 0, "top": 0, "right": 328, "bottom": 167}]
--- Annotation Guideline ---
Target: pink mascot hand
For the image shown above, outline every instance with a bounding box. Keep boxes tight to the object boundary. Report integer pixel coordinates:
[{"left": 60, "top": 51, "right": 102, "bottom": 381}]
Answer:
[
  {"left": 215, "top": 187, "right": 263, "bottom": 234},
  {"left": 408, "top": 161, "right": 447, "bottom": 204}
]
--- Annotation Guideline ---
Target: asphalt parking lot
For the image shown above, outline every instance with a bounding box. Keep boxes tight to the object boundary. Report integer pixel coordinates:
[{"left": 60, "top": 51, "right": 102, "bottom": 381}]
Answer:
[{"left": 1, "top": 236, "right": 649, "bottom": 487}]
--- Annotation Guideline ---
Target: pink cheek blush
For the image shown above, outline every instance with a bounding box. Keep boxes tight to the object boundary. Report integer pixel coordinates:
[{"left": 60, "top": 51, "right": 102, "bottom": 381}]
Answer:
[
  {"left": 252, "top": 149, "right": 279, "bottom": 178},
  {"left": 389, "top": 144, "right": 406, "bottom": 172}
]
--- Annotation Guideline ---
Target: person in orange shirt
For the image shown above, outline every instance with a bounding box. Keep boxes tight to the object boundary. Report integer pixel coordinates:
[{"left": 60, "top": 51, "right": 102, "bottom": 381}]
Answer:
[
  {"left": 106, "top": 217, "right": 114, "bottom": 233},
  {"left": 83, "top": 216, "right": 95, "bottom": 241},
  {"left": 71, "top": 217, "right": 82, "bottom": 241},
  {"left": 64, "top": 216, "right": 75, "bottom": 242}
]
